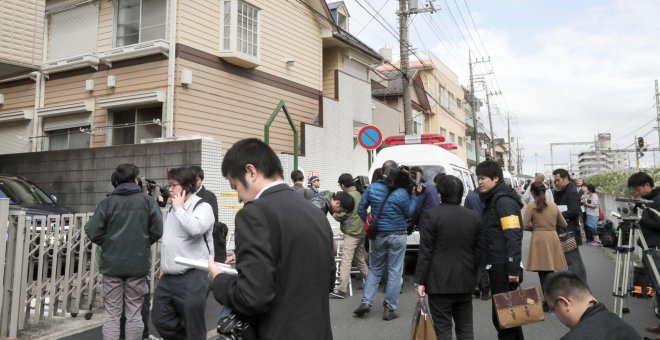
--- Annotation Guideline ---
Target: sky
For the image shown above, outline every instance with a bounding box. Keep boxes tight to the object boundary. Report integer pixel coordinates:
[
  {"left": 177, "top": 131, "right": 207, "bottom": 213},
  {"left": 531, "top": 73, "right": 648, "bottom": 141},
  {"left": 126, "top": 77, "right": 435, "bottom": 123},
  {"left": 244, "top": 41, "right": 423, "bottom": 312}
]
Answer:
[{"left": 335, "top": 0, "right": 660, "bottom": 175}]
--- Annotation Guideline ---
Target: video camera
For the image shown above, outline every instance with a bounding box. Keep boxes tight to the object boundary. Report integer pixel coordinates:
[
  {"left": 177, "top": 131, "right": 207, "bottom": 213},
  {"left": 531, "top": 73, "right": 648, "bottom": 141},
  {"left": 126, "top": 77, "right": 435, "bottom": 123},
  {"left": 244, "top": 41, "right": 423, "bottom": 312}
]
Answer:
[
  {"left": 382, "top": 165, "right": 423, "bottom": 191},
  {"left": 614, "top": 197, "right": 654, "bottom": 220},
  {"left": 139, "top": 176, "right": 168, "bottom": 199}
]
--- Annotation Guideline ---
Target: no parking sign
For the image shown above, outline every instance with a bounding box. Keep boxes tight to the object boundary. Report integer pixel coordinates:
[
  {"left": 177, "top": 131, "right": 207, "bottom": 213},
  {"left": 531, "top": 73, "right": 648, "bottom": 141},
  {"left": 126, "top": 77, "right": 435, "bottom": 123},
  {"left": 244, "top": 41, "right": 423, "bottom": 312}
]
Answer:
[{"left": 357, "top": 125, "right": 382, "bottom": 150}]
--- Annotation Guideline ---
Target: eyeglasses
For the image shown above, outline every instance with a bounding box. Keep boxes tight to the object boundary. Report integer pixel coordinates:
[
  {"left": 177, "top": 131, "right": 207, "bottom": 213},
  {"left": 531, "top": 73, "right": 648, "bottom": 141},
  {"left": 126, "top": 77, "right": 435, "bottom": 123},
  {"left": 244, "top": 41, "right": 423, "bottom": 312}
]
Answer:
[{"left": 548, "top": 301, "right": 559, "bottom": 315}]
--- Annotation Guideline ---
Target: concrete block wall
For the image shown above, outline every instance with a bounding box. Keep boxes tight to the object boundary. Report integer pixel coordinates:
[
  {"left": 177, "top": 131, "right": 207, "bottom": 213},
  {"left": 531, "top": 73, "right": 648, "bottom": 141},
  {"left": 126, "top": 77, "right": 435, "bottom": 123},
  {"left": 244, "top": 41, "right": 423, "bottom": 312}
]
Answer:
[{"left": 0, "top": 139, "right": 204, "bottom": 213}]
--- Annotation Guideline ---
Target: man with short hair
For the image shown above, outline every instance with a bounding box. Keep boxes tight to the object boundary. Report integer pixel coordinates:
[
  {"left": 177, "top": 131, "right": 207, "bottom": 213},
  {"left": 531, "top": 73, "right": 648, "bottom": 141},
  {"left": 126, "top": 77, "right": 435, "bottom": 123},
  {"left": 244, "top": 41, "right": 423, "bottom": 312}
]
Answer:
[
  {"left": 415, "top": 175, "right": 483, "bottom": 339},
  {"left": 522, "top": 173, "right": 554, "bottom": 205},
  {"left": 152, "top": 167, "right": 215, "bottom": 339},
  {"left": 553, "top": 169, "right": 583, "bottom": 245},
  {"left": 627, "top": 172, "right": 660, "bottom": 336},
  {"left": 312, "top": 190, "right": 355, "bottom": 215},
  {"left": 330, "top": 174, "right": 369, "bottom": 299},
  {"left": 208, "top": 138, "right": 334, "bottom": 339},
  {"left": 353, "top": 160, "right": 421, "bottom": 321},
  {"left": 190, "top": 165, "right": 228, "bottom": 263},
  {"left": 291, "top": 169, "right": 315, "bottom": 200},
  {"left": 545, "top": 271, "right": 641, "bottom": 340},
  {"left": 86, "top": 164, "right": 163, "bottom": 340},
  {"left": 476, "top": 160, "right": 524, "bottom": 340}
]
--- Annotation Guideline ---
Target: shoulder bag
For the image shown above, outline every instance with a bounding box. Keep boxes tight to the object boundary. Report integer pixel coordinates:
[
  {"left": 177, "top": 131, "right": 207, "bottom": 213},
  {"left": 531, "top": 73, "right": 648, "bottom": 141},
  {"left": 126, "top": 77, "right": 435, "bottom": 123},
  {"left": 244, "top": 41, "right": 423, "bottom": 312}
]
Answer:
[
  {"left": 493, "top": 285, "right": 544, "bottom": 329},
  {"left": 368, "top": 189, "right": 394, "bottom": 240}
]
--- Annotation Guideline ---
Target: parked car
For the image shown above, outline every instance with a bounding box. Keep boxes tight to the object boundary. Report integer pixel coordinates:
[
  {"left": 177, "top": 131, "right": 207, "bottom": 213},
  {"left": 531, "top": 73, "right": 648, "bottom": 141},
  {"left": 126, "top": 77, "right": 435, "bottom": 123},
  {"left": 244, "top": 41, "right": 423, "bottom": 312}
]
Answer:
[{"left": 0, "top": 174, "right": 76, "bottom": 216}]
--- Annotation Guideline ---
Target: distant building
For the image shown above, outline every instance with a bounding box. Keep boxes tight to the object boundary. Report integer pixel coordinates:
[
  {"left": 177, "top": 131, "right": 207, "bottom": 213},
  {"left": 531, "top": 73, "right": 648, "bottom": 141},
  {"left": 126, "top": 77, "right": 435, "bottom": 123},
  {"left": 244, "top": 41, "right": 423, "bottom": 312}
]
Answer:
[{"left": 577, "top": 133, "right": 627, "bottom": 177}]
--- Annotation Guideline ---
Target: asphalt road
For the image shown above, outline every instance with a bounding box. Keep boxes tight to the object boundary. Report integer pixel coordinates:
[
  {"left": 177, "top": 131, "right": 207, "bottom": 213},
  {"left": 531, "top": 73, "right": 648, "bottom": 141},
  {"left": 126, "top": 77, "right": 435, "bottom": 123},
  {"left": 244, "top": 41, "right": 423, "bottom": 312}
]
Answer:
[{"left": 62, "top": 231, "right": 659, "bottom": 339}]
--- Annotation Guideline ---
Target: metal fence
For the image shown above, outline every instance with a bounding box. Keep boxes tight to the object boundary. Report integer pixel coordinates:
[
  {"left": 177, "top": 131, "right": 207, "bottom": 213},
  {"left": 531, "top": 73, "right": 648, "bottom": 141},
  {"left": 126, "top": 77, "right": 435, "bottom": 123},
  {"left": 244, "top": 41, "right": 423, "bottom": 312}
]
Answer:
[{"left": 0, "top": 198, "right": 162, "bottom": 338}]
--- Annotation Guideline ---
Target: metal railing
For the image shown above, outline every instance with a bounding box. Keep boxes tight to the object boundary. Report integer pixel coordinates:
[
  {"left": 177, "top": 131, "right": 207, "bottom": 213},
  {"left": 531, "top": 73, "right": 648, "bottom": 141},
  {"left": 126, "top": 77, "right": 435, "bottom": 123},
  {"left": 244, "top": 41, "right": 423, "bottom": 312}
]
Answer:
[{"left": 0, "top": 198, "right": 161, "bottom": 338}]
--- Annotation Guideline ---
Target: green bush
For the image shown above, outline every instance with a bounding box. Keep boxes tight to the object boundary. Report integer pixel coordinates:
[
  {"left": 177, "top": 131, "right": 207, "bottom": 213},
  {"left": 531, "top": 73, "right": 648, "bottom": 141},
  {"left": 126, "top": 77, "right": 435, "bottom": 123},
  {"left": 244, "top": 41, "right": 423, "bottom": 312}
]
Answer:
[{"left": 585, "top": 168, "right": 660, "bottom": 196}]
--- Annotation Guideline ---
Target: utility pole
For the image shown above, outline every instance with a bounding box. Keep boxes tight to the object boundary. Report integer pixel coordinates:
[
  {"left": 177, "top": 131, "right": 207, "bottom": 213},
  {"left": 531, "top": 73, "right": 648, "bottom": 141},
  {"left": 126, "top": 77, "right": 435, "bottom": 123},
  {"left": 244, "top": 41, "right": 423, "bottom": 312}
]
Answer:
[
  {"left": 517, "top": 138, "right": 523, "bottom": 175},
  {"left": 505, "top": 113, "right": 514, "bottom": 173},
  {"left": 486, "top": 91, "right": 501, "bottom": 160},
  {"left": 469, "top": 51, "right": 479, "bottom": 163},
  {"left": 655, "top": 79, "right": 660, "bottom": 158},
  {"left": 398, "top": 0, "right": 436, "bottom": 134},
  {"left": 635, "top": 136, "right": 641, "bottom": 170}
]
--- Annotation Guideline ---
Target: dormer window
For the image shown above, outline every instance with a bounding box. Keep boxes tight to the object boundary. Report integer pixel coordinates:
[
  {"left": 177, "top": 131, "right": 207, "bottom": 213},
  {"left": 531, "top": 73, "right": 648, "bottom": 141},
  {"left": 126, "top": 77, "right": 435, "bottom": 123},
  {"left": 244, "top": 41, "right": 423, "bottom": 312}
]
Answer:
[{"left": 337, "top": 12, "right": 347, "bottom": 31}]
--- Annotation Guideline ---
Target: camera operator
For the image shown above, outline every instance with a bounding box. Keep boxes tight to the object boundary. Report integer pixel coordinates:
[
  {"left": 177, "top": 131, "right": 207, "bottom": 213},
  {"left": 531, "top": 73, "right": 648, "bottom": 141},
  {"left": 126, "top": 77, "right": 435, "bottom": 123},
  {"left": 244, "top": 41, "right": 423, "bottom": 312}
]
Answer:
[
  {"left": 353, "top": 160, "right": 421, "bottom": 321},
  {"left": 627, "top": 172, "right": 660, "bottom": 336}
]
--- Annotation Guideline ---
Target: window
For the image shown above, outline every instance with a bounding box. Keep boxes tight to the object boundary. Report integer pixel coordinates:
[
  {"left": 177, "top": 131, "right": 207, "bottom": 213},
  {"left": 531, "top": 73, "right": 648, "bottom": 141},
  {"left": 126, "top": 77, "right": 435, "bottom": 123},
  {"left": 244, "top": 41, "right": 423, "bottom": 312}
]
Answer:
[
  {"left": 337, "top": 12, "right": 347, "bottom": 30},
  {"left": 48, "top": 2, "right": 99, "bottom": 61},
  {"left": 440, "top": 128, "right": 447, "bottom": 136},
  {"left": 115, "top": 0, "right": 167, "bottom": 47},
  {"left": 448, "top": 93, "right": 456, "bottom": 114},
  {"left": 450, "top": 132, "right": 456, "bottom": 143},
  {"left": 109, "top": 106, "right": 162, "bottom": 145},
  {"left": 220, "top": 0, "right": 261, "bottom": 67},
  {"left": 46, "top": 127, "right": 91, "bottom": 151},
  {"left": 458, "top": 136, "right": 463, "bottom": 147}
]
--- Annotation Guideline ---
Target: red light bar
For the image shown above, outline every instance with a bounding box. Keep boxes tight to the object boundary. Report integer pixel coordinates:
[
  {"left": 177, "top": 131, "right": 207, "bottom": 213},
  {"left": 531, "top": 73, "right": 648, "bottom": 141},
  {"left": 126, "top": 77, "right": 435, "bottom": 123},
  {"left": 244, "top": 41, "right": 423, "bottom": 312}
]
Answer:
[
  {"left": 437, "top": 143, "right": 458, "bottom": 150},
  {"left": 384, "top": 134, "right": 446, "bottom": 146}
]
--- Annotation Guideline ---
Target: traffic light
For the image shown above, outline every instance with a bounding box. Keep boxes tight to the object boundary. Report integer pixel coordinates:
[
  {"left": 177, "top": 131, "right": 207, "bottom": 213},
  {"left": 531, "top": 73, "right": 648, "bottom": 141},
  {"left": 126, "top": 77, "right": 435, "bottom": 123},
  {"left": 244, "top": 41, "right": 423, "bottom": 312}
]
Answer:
[{"left": 638, "top": 137, "right": 645, "bottom": 149}]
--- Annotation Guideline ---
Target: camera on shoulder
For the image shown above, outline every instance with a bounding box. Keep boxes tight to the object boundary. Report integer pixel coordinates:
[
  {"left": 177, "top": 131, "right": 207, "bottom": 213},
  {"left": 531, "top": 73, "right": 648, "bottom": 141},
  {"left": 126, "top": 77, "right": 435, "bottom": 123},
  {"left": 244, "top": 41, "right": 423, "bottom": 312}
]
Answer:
[{"left": 382, "top": 165, "right": 423, "bottom": 191}]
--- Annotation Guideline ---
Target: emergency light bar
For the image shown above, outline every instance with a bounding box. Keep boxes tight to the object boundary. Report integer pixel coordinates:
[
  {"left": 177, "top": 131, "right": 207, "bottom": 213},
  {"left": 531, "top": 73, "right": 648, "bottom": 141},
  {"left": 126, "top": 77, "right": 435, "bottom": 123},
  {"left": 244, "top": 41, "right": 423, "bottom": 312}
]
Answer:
[
  {"left": 437, "top": 143, "right": 458, "bottom": 150},
  {"left": 384, "top": 134, "right": 446, "bottom": 146}
]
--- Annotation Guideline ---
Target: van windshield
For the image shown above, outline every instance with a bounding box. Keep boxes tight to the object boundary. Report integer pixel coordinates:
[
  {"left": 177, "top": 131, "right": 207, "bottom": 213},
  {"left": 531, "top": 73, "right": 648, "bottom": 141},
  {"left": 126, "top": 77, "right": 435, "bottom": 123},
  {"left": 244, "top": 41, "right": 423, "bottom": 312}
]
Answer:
[
  {"left": 412, "top": 165, "right": 446, "bottom": 184},
  {"left": 0, "top": 178, "right": 55, "bottom": 205}
]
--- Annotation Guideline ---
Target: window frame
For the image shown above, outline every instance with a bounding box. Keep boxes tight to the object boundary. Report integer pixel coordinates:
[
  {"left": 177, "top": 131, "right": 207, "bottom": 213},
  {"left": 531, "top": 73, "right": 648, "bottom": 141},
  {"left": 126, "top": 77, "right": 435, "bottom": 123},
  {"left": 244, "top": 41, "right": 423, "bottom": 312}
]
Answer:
[
  {"left": 45, "top": 126, "right": 91, "bottom": 151},
  {"left": 107, "top": 106, "right": 163, "bottom": 146},
  {"left": 113, "top": 0, "right": 168, "bottom": 48},
  {"left": 219, "top": 0, "right": 261, "bottom": 67}
]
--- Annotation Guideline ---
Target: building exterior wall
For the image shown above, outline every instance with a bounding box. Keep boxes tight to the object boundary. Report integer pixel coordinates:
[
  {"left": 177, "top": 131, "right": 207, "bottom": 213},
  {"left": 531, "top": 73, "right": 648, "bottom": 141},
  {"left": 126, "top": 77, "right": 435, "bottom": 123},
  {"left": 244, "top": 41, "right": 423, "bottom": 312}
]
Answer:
[
  {"left": 177, "top": 0, "right": 323, "bottom": 90},
  {"left": 0, "top": 0, "right": 45, "bottom": 68},
  {"left": 322, "top": 47, "right": 341, "bottom": 98},
  {"left": 173, "top": 55, "right": 319, "bottom": 155},
  {"left": 0, "top": 82, "right": 37, "bottom": 154}
]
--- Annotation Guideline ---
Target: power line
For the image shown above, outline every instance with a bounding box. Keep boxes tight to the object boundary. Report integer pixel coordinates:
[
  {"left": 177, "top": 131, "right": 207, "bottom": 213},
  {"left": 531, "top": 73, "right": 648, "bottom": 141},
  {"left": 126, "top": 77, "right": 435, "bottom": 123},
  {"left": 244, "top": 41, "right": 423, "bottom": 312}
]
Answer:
[
  {"left": 462, "top": 0, "right": 489, "bottom": 58},
  {"left": 355, "top": 0, "right": 389, "bottom": 36},
  {"left": 451, "top": 0, "right": 487, "bottom": 58}
]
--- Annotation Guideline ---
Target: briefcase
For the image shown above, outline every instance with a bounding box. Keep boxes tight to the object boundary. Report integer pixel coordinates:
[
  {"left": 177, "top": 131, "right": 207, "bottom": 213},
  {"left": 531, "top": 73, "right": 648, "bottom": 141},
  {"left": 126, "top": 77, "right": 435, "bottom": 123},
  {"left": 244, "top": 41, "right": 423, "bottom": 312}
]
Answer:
[{"left": 493, "top": 285, "right": 544, "bottom": 329}]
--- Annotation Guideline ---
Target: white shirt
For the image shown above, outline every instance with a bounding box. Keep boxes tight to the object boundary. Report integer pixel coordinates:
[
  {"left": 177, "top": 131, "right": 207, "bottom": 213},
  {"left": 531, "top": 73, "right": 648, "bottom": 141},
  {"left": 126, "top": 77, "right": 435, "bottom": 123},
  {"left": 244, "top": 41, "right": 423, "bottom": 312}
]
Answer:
[{"left": 255, "top": 180, "right": 286, "bottom": 200}]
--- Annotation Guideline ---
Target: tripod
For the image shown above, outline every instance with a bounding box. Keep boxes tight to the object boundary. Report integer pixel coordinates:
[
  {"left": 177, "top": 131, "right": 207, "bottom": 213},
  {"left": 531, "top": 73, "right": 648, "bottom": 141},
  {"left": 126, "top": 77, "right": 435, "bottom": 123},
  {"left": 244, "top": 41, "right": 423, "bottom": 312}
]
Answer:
[{"left": 612, "top": 205, "right": 660, "bottom": 317}]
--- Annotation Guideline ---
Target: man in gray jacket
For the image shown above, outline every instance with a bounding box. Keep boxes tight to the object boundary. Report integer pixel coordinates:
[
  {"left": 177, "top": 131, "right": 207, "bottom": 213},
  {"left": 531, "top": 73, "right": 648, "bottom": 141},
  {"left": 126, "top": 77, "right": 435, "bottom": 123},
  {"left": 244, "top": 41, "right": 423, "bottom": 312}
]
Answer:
[{"left": 86, "top": 163, "right": 163, "bottom": 340}]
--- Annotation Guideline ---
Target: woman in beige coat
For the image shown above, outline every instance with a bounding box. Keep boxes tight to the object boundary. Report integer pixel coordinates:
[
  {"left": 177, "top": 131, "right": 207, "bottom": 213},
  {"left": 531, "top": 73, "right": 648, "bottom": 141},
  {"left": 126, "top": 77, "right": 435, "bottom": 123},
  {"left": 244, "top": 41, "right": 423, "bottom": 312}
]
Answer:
[{"left": 523, "top": 181, "right": 568, "bottom": 302}]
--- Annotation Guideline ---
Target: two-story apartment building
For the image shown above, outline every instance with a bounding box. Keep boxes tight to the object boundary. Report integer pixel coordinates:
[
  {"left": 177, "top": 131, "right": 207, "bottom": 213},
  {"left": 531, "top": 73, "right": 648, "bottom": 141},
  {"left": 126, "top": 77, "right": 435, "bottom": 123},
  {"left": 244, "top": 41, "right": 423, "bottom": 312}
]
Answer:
[{"left": 0, "top": 0, "right": 350, "bottom": 158}]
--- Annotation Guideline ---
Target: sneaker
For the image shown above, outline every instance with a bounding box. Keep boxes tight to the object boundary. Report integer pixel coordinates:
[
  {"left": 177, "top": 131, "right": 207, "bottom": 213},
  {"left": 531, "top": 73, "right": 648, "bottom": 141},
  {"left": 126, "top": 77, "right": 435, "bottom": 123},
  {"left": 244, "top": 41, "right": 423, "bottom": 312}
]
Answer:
[
  {"left": 353, "top": 303, "right": 371, "bottom": 317},
  {"left": 480, "top": 291, "right": 491, "bottom": 301},
  {"left": 330, "top": 289, "right": 346, "bottom": 299},
  {"left": 383, "top": 307, "right": 399, "bottom": 321},
  {"left": 590, "top": 241, "right": 602, "bottom": 247}
]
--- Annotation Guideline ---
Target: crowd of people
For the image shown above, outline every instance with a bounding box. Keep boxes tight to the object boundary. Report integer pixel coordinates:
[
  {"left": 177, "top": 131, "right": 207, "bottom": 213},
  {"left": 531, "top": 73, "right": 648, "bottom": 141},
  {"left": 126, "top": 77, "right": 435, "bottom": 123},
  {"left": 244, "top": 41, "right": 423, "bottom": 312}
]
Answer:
[{"left": 87, "top": 138, "right": 657, "bottom": 340}]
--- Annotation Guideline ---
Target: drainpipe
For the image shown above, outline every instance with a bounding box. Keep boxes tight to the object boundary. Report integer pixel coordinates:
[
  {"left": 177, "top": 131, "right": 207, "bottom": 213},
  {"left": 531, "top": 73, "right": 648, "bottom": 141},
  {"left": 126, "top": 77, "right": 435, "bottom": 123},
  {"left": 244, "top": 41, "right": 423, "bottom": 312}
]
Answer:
[
  {"left": 33, "top": 15, "right": 50, "bottom": 152},
  {"left": 165, "top": 0, "right": 178, "bottom": 137}
]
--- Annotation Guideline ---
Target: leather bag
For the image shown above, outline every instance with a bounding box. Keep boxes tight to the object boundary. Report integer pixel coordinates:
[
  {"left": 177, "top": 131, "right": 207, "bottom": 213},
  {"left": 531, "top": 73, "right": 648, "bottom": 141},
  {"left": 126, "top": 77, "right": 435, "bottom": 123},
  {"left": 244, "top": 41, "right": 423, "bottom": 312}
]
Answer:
[
  {"left": 409, "top": 296, "right": 437, "bottom": 340},
  {"left": 493, "top": 285, "right": 544, "bottom": 329},
  {"left": 558, "top": 231, "right": 578, "bottom": 253}
]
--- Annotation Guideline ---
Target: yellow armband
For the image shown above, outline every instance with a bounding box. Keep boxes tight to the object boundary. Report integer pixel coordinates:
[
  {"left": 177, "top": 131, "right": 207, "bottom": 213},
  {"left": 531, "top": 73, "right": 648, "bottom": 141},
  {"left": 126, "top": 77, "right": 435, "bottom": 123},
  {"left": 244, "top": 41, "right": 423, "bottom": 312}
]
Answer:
[{"left": 500, "top": 215, "right": 521, "bottom": 230}]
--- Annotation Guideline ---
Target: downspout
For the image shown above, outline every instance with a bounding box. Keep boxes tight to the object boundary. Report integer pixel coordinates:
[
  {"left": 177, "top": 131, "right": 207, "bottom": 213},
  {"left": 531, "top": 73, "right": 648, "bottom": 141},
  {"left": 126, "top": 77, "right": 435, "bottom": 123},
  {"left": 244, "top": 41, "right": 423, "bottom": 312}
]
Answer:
[
  {"left": 166, "top": 0, "right": 177, "bottom": 137},
  {"left": 33, "top": 14, "right": 49, "bottom": 152}
]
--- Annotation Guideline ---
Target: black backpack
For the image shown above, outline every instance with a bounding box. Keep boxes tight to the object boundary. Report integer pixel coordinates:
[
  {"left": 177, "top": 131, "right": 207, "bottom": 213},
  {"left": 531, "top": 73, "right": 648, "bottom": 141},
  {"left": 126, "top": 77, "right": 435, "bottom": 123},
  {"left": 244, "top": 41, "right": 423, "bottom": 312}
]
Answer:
[{"left": 598, "top": 220, "right": 617, "bottom": 248}]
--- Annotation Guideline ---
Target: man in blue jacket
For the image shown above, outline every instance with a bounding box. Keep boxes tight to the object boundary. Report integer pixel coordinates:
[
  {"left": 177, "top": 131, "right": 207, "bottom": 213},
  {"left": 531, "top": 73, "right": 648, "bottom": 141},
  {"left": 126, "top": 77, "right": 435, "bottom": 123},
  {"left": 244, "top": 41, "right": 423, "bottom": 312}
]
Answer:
[{"left": 354, "top": 160, "right": 420, "bottom": 321}]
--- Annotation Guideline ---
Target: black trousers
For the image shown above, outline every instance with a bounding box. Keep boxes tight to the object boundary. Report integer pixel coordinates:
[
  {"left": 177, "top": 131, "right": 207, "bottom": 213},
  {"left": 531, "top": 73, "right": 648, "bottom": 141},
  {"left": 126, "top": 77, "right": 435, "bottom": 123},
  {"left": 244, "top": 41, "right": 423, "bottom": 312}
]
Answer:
[
  {"left": 643, "top": 248, "right": 660, "bottom": 307},
  {"left": 488, "top": 264, "right": 524, "bottom": 340},
  {"left": 152, "top": 269, "right": 210, "bottom": 340},
  {"left": 477, "top": 266, "right": 490, "bottom": 293},
  {"left": 428, "top": 293, "right": 473, "bottom": 340},
  {"left": 567, "top": 223, "right": 582, "bottom": 246}
]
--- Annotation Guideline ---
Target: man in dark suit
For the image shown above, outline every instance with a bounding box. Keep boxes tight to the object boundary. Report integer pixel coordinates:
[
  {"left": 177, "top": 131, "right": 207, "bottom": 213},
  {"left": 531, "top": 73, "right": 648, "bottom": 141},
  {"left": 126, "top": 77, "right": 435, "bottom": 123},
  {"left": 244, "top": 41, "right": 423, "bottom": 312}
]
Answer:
[
  {"left": 190, "top": 165, "right": 228, "bottom": 262},
  {"left": 414, "top": 175, "right": 483, "bottom": 339},
  {"left": 208, "top": 138, "right": 335, "bottom": 340}
]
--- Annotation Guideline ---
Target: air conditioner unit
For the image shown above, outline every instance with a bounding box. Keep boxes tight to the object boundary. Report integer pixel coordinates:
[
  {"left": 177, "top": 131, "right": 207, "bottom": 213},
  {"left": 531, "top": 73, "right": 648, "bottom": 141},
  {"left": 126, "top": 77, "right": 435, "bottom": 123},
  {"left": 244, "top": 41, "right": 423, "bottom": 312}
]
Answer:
[
  {"left": 100, "top": 40, "right": 170, "bottom": 66},
  {"left": 42, "top": 54, "right": 99, "bottom": 74}
]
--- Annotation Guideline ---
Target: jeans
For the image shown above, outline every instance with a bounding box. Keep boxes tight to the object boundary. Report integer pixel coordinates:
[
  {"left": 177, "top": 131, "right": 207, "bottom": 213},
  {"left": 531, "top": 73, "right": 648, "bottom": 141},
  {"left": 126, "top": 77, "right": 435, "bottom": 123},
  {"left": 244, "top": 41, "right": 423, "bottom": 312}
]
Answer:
[{"left": 361, "top": 233, "right": 407, "bottom": 310}]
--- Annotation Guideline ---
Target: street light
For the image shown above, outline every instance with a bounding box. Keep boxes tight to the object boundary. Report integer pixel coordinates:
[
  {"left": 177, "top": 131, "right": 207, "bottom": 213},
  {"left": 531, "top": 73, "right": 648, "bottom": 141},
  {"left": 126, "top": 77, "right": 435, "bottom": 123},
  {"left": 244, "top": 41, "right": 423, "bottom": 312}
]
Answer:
[{"left": 535, "top": 153, "right": 538, "bottom": 173}]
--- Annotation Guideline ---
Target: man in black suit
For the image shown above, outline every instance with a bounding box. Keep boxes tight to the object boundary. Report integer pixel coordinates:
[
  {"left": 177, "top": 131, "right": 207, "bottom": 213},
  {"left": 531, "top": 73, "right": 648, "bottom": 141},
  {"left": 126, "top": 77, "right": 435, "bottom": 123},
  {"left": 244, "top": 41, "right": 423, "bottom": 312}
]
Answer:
[
  {"left": 208, "top": 138, "right": 335, "bottom": 340},
  {"left": 190, "top": 165, "right": 228, "bottom": 262},
  {"left": 414, "top": 175, "right": 483, "bottom": 339}
]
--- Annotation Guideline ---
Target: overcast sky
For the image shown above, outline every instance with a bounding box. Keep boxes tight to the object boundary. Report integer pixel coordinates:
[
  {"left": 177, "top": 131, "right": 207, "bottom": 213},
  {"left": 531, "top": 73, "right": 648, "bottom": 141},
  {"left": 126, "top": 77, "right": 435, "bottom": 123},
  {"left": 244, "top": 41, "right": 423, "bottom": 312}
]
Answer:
[{"left": 337, "top": 0, "right": 660, "bottom": 175}]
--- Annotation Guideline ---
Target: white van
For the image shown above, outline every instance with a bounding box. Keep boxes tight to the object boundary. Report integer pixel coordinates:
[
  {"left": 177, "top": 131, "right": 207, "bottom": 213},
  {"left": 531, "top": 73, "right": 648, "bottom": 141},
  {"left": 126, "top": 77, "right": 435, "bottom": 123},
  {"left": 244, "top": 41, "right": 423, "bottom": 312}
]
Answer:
[
  {"left": 502, "top": 170, "right": 514, "bottom": 189},
  {"left": 367, "top": 135, "right": 476, "bottom": 254}
]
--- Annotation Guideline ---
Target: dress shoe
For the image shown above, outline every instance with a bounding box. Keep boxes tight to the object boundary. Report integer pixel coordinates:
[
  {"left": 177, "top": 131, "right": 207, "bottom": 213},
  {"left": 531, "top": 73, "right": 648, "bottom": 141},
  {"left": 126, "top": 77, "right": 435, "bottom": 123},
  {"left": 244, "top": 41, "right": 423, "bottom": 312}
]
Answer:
[
  {"left": 480, "top": 291, "right": 491, "bottom": 301},
  {"left": 353, "top": 303, "right": 371, "bottom": 317},
  {"left": 383, "top": 307, "right": 399, "bottom": 321},
  {"left": 330, "top": 289, "right": 346, "bottom": 299},
  {"left": 646, "top": 325, "right": 660, "bottom": 334}
]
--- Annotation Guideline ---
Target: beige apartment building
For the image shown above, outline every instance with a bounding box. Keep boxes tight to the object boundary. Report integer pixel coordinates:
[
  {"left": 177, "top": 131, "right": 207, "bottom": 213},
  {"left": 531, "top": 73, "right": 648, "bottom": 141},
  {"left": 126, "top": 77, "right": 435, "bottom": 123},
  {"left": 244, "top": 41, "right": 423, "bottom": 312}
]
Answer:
[{"left": 0, "top": 0, "right": 379, "bottom": 158}]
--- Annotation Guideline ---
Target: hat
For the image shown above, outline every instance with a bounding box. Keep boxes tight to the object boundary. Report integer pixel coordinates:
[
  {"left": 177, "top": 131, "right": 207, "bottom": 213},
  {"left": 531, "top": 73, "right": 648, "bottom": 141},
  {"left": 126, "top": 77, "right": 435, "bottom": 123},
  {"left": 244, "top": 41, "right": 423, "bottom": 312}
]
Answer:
[{"left": 309, "top": 175, "right": 320, "bottom": 184}]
